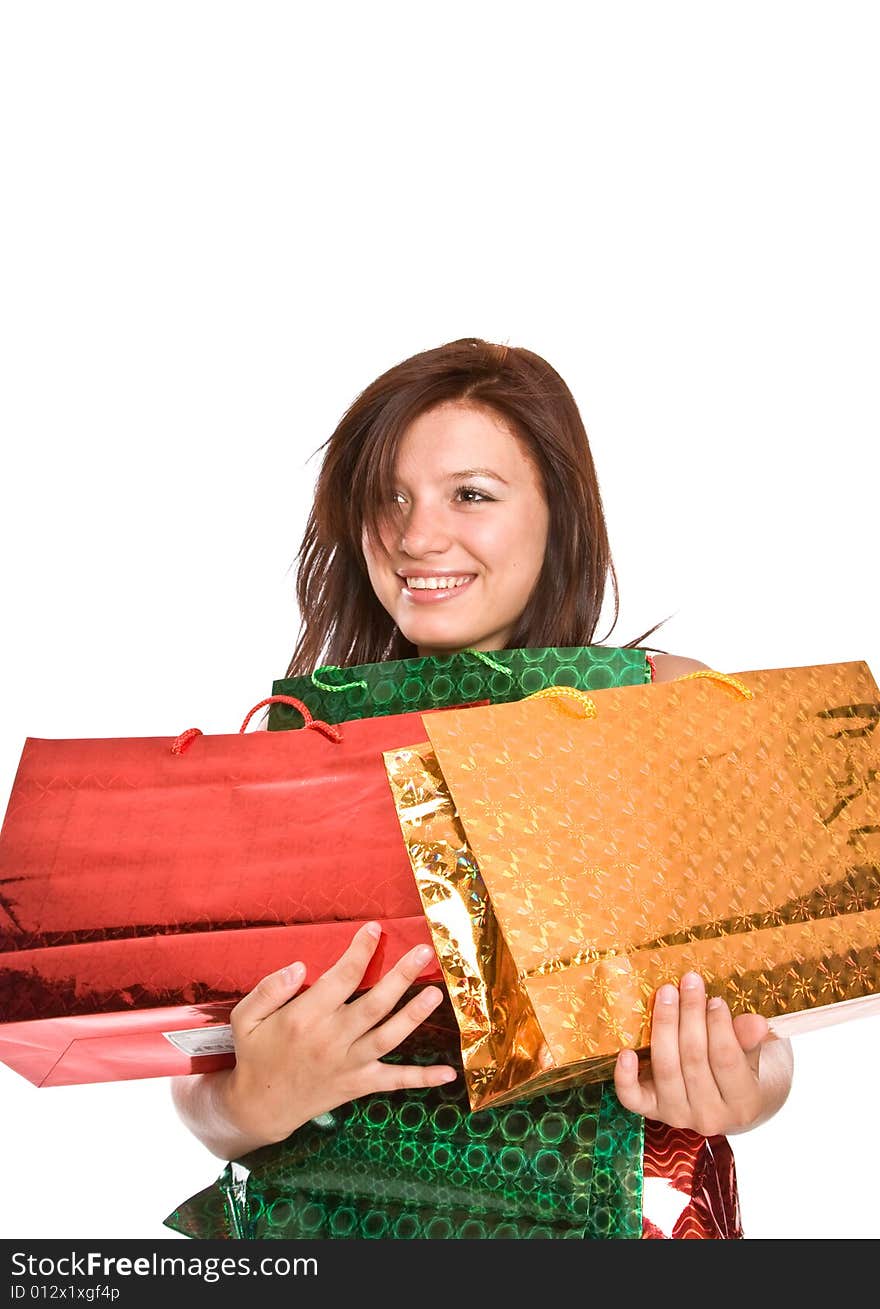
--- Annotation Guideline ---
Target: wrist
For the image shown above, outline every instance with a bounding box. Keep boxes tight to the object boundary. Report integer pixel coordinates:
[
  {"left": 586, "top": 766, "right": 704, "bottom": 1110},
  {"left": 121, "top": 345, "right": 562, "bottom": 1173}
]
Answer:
[{"left": 224, "top": 1064, "right": 305, "bottom": 1151}]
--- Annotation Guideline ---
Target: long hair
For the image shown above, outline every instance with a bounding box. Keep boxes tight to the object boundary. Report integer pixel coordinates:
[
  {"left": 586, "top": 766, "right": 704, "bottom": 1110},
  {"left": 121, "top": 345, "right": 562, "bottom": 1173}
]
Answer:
[{"left": 285, "top": 337, "right": 670, "bottom": 675}]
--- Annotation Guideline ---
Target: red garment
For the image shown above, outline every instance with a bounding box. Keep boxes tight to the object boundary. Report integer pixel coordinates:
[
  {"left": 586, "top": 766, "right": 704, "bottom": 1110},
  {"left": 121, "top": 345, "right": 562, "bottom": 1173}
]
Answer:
[{"left": 641, "top": 1120, "right": 743, "bottom": 1239}]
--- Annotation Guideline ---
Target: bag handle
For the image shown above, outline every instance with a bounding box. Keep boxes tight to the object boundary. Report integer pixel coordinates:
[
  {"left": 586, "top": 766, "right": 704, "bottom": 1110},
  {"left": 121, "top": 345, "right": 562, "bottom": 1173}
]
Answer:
[
  {"left": 171, "top": 694, "right": 342, "bottom": 755},
  {"left": 526, "top": 669, "right": 754, "bottom": 718},
  {"left": 309, "top": 646, "right": 513, "bottom": 692},
  {"left": 310, "top": 665, "right": 369, "bottom": 692}
]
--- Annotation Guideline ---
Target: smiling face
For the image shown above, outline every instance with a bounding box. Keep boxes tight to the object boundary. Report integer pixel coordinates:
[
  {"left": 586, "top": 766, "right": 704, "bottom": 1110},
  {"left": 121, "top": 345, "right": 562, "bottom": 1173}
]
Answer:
[{"left": 361, "top": 401, "right": 550, "bottom": 655}]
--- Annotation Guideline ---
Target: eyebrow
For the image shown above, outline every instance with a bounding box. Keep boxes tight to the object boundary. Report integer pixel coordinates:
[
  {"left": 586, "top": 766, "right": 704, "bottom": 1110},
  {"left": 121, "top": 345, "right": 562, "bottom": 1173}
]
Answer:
[{"left": 444, "top": 467, "right": 510, "bottom": 485}]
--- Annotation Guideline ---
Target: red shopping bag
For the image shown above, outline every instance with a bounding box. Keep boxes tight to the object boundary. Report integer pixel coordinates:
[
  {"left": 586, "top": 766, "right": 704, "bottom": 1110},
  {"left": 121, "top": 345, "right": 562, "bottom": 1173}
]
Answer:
[{"left": 0, "top": 695, "right": 470, "bottom": 1087}]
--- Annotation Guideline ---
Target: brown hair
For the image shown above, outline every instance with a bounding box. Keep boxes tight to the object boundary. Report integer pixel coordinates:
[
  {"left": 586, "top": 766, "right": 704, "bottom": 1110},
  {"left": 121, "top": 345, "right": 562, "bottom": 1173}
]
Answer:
[{"left": 285, "top": 337, "right": 670, "bottom": 675}]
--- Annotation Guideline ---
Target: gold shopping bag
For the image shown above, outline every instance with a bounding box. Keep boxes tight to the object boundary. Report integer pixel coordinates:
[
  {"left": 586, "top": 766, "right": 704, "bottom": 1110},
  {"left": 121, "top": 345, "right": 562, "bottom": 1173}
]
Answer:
[{"left": 384, "top": 661, "right": 880, "bottom": 1109}]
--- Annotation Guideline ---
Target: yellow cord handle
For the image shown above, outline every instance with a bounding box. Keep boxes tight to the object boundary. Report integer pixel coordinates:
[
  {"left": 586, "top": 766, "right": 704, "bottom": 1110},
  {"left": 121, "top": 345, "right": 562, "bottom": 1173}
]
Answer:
[
  {"left": 527, "top": 669, "right": 753, "bottom": 716},
  {"left": 673, "top": 669, "right": 754, "bottom": 699},
  {"left": 526, "top": 686, "right": 598, "bottom": 717}
]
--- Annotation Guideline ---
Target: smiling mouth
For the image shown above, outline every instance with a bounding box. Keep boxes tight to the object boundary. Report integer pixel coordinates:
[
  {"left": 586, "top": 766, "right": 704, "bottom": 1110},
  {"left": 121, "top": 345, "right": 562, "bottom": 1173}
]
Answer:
[
  {"left": 399, "top": 574, "right": 477, "bottom": 602},
  {"left": 402, "top": 574, "right": 475, "bottom": 590}
]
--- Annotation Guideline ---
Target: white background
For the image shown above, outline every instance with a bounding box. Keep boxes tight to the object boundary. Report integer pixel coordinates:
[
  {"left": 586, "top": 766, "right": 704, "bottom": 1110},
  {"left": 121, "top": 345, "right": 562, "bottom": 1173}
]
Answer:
[{"left": 1, "top": 2, "right": 878, "bottom": 1241}]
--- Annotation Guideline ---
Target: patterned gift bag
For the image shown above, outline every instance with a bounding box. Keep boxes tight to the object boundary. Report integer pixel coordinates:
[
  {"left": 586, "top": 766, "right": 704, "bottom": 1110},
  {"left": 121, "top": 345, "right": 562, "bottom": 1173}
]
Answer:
[
  {"left": 401, "top": 660, "right": 880, "bottom": 1091},
  {"left": 268, "top": 645, "right": 651, "bottom": 729},
  {"left": 163, "top": 647, "right": 654, "bottom": 1240},
  {"left": 163, "top": 997, "right": 644, "bottom": 1240},
  {"left": 164, "top": 648, "right": 746, "bottom": 1239}
]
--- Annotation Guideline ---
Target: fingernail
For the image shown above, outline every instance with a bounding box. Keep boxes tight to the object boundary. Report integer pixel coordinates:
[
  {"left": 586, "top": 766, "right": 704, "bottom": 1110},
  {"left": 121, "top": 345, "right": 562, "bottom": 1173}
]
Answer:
[
  {"left": 680, "top": 971, "right": 703, "bottom": 992},
  {"left": 657, "top": 983, "right": 678, "bottom": 1004},
  {"left": 364, "top": 921, "right": 382, "bottom": 939},
  {"left": 282, "top": 962, "right": 304, "bottom": 983},
  {"left": 418, "top": 985, "right": 442, "bottom": 1008},
  {"left": 413, "top": 944, "right": 434, "bottom": 965},
  {"left": 437, "top": 1069, "right": 457, "bottom": 1083},
  {"left": 707, "top": 995, "right": 727, "bottom": 1011}
]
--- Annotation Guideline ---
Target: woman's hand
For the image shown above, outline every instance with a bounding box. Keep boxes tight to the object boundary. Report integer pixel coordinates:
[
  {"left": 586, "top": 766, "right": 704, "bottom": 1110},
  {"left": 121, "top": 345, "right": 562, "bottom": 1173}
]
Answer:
[
  {"left": 222, "top": 921, "right": 457, "bottom": 1150},
  {"left": 613, "top": 971, "right": 794, "bottom": 1136}
]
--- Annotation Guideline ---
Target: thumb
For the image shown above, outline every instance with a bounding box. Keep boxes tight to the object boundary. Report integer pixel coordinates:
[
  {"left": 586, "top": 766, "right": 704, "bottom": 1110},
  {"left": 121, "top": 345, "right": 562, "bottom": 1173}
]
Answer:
[
  {"left": 732, "top": 1010, "right": 770, "bottom": 1053},
  {"left": 230, "top": 960, "right": 307, "bottom": 1036}
]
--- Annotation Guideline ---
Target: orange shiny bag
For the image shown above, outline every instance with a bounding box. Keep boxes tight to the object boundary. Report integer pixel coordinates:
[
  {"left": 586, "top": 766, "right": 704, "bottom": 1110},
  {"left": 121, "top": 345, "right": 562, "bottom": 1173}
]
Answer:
[{"left": 383, "top": 661, "right": 880, "bottom": 1109}]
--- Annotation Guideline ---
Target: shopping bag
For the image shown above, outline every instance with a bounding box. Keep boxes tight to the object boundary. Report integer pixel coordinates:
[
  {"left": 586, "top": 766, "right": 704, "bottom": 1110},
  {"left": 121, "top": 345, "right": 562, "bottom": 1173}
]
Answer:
[
  {"left": 268, "top": 645, "right": 651, "bottom": 728},
  {"left": 164, "top": 649, "right": 738, "bottom": 1241},
  {"left": 0, "top": 694, "right": 473, "bottom": 1087},
  {"left": 384, "top": 660, "right": 880, "bottom": 1108},
  {"left": 162, "top": 994, "right": 645, "bottom": 1240},
  {"left": 164, "top": 651, "right": 742, "bottom": 1242},
  {"left": 173, "top": 646, "right": 651, "bottom": 1242}
]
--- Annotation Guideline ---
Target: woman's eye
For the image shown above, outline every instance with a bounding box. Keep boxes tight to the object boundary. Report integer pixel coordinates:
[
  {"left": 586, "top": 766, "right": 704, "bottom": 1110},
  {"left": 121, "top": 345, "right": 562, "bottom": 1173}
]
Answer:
[
  {"left": 389, "top": 487, "right": 493, "bottom": 506},
  {"left": 456, "top": 485, "right": 492, "bottom": 504}
]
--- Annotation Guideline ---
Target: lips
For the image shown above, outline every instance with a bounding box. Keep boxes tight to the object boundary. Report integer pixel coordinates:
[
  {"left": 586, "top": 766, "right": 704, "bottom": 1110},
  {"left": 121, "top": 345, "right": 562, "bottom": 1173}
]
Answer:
[{"left": 398, "top": 574, "right": 477, "bottom": 604}]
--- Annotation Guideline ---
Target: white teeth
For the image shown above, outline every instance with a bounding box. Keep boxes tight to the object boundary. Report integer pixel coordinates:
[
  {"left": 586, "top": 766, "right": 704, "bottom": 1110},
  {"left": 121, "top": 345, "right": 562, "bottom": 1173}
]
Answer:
[{"left": 405, "top": 575, "right": 473, "bottom": 590}]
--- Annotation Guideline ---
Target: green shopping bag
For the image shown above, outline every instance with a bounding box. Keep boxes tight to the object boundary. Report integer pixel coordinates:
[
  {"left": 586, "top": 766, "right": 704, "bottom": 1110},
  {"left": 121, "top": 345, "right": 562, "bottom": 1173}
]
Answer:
[
  {"left": 163, "top": 647, "right": 650, "bottom": 1240},
  {"left": 268, "top": 645, "right": 651, "bottom": 729},
  {"left": 163, "top": 998, "right": 644, "bottom": 1240}
]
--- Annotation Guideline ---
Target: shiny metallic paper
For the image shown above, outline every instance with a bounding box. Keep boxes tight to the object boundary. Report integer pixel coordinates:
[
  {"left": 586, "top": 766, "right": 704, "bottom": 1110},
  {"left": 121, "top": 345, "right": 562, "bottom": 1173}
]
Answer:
[
  {"left": 384, "top": 661, "right": 880, "bottom": 1109},
  {"left": 164, "top": 1001, "right": 645, "bottom": 1241}
]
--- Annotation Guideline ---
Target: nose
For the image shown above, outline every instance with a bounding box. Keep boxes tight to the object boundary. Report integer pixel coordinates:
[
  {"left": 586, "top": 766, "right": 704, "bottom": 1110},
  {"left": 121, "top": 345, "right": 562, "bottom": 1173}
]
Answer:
[{"left": 398, "top": 499, "right": 453, "bottom": 558}]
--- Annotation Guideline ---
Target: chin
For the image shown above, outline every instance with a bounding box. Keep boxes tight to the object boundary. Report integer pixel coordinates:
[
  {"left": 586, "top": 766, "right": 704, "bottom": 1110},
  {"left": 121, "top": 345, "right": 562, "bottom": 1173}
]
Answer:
[
  {"left": 412, "top": 632, "right": 501, "bottom": 657},
  {"left": 398, "top": 625, "right": 476, "bottom": 654},
  {"left": 404, "top": 633, "right": 470, "bottom": 654}
]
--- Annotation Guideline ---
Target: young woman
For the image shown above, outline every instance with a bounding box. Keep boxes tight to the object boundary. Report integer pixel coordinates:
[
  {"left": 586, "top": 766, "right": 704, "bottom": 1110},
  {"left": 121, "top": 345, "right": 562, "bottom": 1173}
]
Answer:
[{"left": 170, "top": 337, "right": 794, "bottom": 1237}]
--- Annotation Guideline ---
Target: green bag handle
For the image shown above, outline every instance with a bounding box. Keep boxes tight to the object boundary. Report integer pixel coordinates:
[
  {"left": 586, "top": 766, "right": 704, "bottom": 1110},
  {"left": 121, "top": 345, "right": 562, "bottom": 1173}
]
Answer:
[{"left": 309, "top": 647, "right": 513, "bottom": 692}]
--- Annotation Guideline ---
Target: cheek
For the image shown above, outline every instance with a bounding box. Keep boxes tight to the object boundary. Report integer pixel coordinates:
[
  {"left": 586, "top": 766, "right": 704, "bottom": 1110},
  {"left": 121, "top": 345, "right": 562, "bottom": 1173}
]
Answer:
[
  {"left": 509, "top": 508, "right": 549, "bottom": 581},
  {"left": 534, "top": 501, "right": 551, "bottom": 555},
  {"left": 362, "top": 536, "right": 401, "bottom": 606},
  {"left": 467, "top": 512, "right": 547, "bottom": 581},
  {"left": 361, "top": 524, "right": 392, "bottom": 570}
]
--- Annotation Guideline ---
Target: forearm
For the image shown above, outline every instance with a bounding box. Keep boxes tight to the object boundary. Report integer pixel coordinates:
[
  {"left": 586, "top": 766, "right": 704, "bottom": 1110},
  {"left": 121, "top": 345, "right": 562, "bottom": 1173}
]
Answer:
[
  {"left": 170, "top": 1068, "right": 283, "bottom": 1162},
  {"left": 728, "top": 1035, "right": 794, "bottom": 1134}
]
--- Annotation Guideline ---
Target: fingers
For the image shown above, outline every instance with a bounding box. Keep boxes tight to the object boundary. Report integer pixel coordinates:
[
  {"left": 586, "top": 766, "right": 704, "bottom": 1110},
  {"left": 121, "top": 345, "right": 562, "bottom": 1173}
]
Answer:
[
  {"left": 613, "top": 974, "right": 777, "bottom": 1135},
  {"left": 675, "top": 972, "right": 726, "bottom": 1125},
  {"left": 229, "top": 959, "right": 306, "bottom": 1037},
  {"left": 613, "top": 1047, "right": 652, "bottom": 1116},
  {"left": 344, "top": 941, "right": 438, "bottom": 1036},
  {"left": 229, "top": 925, "right": 435, "bottom": 1050},
  {"left": 645, "top": 981, "right": 691, "bottom": 1124},
  {"left": 630, "top": 974, "right": 754, "bottom": 1134},
  {"left": 370, "top": 1058, "right": 458, "bottom": 1094},
  {"left": 707, "top": 997, "right": 764, "bottom": 1114},
  {"left": 352, "top": 982, "right": 447, "bottom": 1062},
  {"left": 298, "top": 920, "right": 385, "bottom": 1010},
  {"left": 731, "top": 1009, "right": 770, "bottom": 1053},
  {"left": 652, "top": 976, "right": 764, "bottom": 1133}
]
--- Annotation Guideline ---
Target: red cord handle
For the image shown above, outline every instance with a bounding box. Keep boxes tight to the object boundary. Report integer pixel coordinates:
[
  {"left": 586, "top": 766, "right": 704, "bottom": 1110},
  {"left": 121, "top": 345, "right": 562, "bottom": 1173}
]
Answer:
[{"left": 171, "top": 694, "right": 342, "bottom": 755}]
